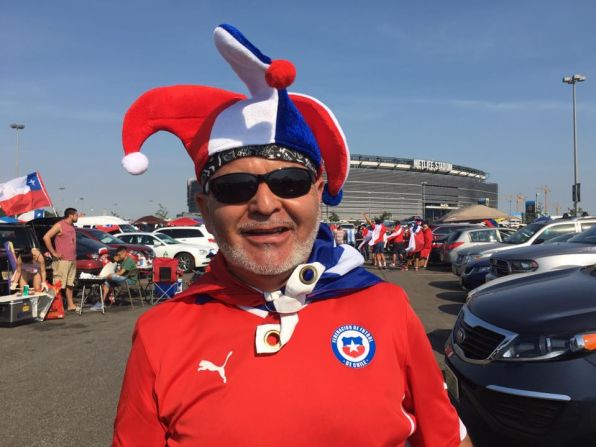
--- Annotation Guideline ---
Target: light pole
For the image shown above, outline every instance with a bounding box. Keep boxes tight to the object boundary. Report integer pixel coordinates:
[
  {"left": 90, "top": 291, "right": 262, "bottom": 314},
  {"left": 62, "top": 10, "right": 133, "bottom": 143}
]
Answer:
[
  {"left": 58, "top": 187, "right": 65, "bottom": 216},
  {"left": 563, "top": 74, "right": 586, "bottom": 216},
  {"left": 9, "top": 123, "right": 25, "bottom": 176},
  {"left": 421, "top": 182, "right": 428, "bottom": 220}
]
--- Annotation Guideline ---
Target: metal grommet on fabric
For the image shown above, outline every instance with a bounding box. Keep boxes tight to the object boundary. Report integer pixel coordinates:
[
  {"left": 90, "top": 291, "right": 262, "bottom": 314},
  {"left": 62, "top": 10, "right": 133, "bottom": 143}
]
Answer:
[
  {"left": 264, "top": 330, "right": 281, "bottom": 348},
  {"left": 299, "top": 265, "right": 318, "bottom": 285},
  {"left": 256, "top": 324, "right": 285, "bottom": 354}
]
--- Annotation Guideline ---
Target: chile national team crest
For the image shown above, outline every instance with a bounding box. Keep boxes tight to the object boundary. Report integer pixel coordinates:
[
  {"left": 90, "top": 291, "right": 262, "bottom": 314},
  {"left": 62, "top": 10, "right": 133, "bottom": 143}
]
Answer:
[{"left": 331, "top": 325, "right": 376, "bottom": 368}]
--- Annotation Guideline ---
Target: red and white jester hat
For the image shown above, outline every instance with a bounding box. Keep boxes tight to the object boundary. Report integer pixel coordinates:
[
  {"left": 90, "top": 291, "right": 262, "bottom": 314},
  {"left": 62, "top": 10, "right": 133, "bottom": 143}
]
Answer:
[{"left": 121, "top": 24, "right": 350, "bottom": 206}]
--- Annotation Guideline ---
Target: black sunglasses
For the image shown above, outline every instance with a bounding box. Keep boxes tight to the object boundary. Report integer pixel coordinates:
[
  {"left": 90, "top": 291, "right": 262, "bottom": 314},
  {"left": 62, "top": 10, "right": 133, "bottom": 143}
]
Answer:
[{"left": 205, "top": 167, "right": 316, "bottom": 204}]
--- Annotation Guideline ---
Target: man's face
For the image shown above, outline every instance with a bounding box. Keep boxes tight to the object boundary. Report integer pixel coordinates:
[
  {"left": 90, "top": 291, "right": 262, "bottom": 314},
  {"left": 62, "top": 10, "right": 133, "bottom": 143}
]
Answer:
[{"left": 196, "top": 157, "right": 324, "bottom": 281}]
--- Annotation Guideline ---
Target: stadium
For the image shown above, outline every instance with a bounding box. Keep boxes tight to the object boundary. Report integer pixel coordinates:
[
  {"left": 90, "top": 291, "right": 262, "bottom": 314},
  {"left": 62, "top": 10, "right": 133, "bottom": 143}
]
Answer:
[{"left": 187, "top": 153, "right": 498, "bottom": 222}]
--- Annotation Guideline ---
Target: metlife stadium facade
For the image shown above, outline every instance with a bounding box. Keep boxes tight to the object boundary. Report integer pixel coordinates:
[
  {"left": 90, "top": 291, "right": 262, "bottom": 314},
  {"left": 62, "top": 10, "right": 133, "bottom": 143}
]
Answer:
[{"left": 187, "top": 153, "right": 498, "bottom": 222}]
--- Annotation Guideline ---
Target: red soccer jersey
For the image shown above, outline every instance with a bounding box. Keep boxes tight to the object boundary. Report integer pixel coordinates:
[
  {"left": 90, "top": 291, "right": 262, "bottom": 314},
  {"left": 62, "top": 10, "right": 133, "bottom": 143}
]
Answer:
[{"left": 113, "top": 281, "right": 462, "bottom": 447}]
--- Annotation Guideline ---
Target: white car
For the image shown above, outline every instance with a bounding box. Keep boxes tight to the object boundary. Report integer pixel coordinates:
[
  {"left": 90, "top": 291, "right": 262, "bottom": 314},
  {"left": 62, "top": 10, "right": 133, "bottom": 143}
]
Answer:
[
  {"left": 115, "top": 232, "right": 211, "bottom": 272},
  {"left": 153, "top": 226, "right": 218, "bottom": 252}
]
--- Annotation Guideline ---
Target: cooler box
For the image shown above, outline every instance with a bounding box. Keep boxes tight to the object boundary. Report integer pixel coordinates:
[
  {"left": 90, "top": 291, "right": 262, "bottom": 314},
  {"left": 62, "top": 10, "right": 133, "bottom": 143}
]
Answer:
[
  {"left": 0, "top": 294, "right": 35, "bottom": 327},
  {"left": 0, "top": 293, "right": 54, "bottom": 327}
]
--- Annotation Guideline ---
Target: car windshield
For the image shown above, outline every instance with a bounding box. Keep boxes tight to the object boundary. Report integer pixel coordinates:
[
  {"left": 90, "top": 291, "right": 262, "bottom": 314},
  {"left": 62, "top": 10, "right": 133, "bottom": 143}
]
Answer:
[
  {"left": 89, "top": 229, "right": 125, "bottom": 245},
  {"left": 119, "top": 224, "right": 137, "bottom": 233},
  {"left": 567, "top": 226, "right": 596, "bottom": 245},
  {"left": 502, "top": 223, "right": 545, "bottom": 244},
  {"left": 155, "top": 233, "right": 180, "bottom": 245}
]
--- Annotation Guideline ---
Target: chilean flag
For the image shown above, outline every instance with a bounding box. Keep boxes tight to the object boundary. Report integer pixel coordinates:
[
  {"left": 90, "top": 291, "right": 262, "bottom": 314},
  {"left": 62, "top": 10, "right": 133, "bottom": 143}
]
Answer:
[
  {"left": 0, "top": 172, "right": 52, "bottom": 216},
  {"left": 341, "top": 336, "right": 365, "bottom": 358}
]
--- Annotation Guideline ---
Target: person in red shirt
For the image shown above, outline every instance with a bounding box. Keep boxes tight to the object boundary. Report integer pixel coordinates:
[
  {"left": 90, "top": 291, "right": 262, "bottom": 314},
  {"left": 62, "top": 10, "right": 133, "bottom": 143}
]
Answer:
[
  {"left": 386, "top": 220, "right": 405, "bottom": 268},
  {"left": 113, "top": 24, "right": 472, "bottom": 447},
  {"left": 420, "top": 221, "right": 434, "bottom": 269},
  {"left": 43, "top": 208, "right": 79, "bottom": 311}
]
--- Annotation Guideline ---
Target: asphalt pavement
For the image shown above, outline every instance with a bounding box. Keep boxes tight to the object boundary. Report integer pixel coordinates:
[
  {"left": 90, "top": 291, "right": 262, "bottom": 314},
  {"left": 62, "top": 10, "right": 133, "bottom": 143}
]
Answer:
[{"left": 0, "top": 265, "right": 465, "bottom": 447}]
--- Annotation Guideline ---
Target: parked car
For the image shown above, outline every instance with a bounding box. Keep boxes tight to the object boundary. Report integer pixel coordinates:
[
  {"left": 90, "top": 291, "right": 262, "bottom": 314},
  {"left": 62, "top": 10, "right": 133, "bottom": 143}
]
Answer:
[
  {"left": 27, "top": 218, "right": 117, "bottom": 282},
  {"left": 430, "top": 223, "right": 484, "bottom": 264},
  {"left": 445, "top": 264, "right": 596, "bottom": 446},
  {"left": 440, "top": 227, "right": 515, "bottom": 265},
  {"left": 544, "top": 233, "right": 576, "bottom": 244},
  {"left": 75, "top": 215, "right": 137, "bottom": 234},
  {"left": 75, "top": 233, "right": 118, "bottom": 276},
  {"left": 115, "top": 232, "right": 211, "bottom": 272},
  {"left": 459, "top": 258, "right": 492, "bottom": 291},
  {"left": 0, "top": 223, "right": 48, "bottom": 295},
  {"left": 76, "top": 228, "right": 155, "bottom": 268},
  {"left": 153, "top": 225, "right": 218, "bottom": 252},
  {"left": 452, "top": 217, "right": 596, "bottom": 276},
  {"left": 486, "top": 225, "right": 596, "bottom": 282}
]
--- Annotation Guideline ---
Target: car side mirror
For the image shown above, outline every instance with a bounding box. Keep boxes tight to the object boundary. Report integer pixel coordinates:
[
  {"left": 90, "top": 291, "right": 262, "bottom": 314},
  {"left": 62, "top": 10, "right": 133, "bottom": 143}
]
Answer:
[{"left": 533, "top": 239, "right": 545, "bottom": 245}]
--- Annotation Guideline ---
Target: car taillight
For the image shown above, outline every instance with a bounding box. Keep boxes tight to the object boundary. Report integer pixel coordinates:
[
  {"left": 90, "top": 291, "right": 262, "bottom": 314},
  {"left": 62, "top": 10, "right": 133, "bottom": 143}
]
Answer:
[
  {"left": 446, "top": 242, "right": 464, "bottom": 251},
  {"left": 208, "top": 238, "right": 216, "bottom": 243}
]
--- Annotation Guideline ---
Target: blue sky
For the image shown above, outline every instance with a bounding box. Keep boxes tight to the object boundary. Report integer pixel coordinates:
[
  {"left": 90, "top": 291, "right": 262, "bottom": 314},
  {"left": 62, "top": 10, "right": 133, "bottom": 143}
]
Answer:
[{"left": 2, "top": 0, "right": 596, "bottom": 219}]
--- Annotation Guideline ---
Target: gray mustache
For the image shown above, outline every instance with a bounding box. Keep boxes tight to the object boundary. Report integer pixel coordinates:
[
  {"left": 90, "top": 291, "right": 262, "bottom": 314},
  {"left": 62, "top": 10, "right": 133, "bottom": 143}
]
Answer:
[{"left": 238, "top": 221, "right": 296, "bottom": 232}]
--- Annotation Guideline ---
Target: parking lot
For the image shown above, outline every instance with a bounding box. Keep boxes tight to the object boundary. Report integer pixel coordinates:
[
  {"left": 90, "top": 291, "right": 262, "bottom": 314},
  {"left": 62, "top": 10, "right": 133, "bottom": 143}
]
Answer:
[{"left": 1, "top": 266, "right": 468, "bottom": 447}]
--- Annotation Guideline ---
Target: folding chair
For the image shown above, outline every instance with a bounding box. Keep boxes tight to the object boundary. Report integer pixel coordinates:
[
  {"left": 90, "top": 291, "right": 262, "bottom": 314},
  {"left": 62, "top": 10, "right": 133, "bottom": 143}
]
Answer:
[
  {"left": 150, "top": 257, "right": 179, "bottom": 305},
  {"left": 114, "top": 268, "right": 145, "bottom": 308},
  {"left": 3, "top": 241, "right": 19, "bottom": 292}
]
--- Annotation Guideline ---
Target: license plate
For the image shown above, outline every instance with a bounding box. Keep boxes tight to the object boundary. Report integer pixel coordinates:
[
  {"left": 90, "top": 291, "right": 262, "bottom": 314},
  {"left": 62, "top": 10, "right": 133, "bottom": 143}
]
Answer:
[{"left": 444, "top": 365, "right": 459, "bottom": 402}]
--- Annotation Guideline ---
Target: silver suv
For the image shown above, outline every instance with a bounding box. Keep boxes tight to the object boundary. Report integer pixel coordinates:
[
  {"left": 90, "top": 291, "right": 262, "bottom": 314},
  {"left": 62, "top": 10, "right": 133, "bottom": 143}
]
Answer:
[
  {"left": 487, "top": 225, "right": 596, "bottom": 280},
  {"left": 453, "top": 217, "right": 596, "bottom": 275}
]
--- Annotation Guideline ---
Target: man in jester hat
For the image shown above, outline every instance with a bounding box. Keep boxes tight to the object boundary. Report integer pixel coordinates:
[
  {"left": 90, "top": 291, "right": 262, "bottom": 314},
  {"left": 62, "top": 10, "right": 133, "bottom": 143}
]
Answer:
[{"left": 113, "top": 24, "right": 472, "bottom": 447}]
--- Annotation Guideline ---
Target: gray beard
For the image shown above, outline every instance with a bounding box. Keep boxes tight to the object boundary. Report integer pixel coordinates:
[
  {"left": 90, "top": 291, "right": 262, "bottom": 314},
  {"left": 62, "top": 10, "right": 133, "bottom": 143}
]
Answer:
[{"left": 215, "top": 219, "right": 319, "bottom": 277}]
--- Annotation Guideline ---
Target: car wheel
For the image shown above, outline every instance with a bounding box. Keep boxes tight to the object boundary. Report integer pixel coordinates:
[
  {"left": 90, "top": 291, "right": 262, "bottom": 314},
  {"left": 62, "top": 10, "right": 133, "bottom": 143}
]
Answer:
[{"left": 175, "top": 252, "right": 195, "bottom": 273}]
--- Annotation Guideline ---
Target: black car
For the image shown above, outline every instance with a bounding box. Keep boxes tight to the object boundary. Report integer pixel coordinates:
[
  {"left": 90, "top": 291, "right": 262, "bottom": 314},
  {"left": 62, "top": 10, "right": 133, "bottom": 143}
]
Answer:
[
  {"left": 459, "top": 258, "right": 491, "bottom": 290},
  {"left": 0, "top": 223, "right": 48, "bottom": 295},
  {"left": 28, "top": 217, "right": 116, "bottom": 279},
  {"left": 444, "top": 265, "right": 596, "bottom": 446}
]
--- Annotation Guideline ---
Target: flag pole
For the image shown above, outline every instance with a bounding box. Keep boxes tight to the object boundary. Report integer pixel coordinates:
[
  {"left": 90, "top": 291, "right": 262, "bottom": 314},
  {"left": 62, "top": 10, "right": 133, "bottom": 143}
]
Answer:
[{"left": 36, "top": 171, "right": 57, "bottom": 216}]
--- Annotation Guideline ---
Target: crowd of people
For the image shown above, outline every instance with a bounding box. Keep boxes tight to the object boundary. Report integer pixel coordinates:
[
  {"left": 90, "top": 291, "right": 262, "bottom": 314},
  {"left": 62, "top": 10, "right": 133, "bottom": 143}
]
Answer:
[{"left": 331, "top": 214, "right": 434, "bottom": 271}]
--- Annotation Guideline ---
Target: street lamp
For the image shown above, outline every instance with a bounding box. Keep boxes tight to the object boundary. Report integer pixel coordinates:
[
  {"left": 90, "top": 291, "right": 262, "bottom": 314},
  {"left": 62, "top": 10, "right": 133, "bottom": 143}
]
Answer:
[
  {"left": 58, "top": 187, "right": 65, "bottom": 216},
  {"left": 9, "top": 123, "right": 25, "bottom": 176},
  {"left": 421, "top": 182, "right": 428, "bottom": 220},
  {"left": 562, "top": 74, "right": 586, "bottom": 216}
]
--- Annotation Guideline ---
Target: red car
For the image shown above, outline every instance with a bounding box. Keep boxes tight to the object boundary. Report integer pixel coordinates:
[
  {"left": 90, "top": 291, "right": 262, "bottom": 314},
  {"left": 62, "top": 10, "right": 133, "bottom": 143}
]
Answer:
[{"left": 75, "top": 228, "right": 155, "bottom": 268}]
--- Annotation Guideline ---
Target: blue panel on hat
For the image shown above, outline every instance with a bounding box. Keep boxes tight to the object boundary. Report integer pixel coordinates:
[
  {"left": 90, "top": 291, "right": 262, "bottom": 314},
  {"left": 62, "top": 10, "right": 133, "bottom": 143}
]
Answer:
[
  {"left": 274, "top": 90, "right": 321, "bottom": 168},
  {"left": 218, "top": 24, "right": 272, "bottom": 65}
]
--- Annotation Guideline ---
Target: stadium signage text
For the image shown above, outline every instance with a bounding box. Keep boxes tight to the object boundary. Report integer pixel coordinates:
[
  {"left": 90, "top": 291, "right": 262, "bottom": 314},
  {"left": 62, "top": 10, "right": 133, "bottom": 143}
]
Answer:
[{"left": 413, "top": 159, "right": 453, "bottom": 172}]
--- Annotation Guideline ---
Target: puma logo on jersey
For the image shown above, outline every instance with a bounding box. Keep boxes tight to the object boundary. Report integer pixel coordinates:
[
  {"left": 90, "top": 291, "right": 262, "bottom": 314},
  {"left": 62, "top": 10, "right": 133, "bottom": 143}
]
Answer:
[{"left": 197, "top": 351, "right": 233, "bottom": 384}]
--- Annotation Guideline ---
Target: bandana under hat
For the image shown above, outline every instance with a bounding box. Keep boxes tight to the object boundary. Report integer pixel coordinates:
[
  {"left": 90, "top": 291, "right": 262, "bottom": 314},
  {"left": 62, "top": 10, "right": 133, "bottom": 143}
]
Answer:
[
  {"left": 120, "top": 24, "right": 350, "bottom": 206},
  {"left": 200, "top": 144, "right": 318, "bottom": 186}
]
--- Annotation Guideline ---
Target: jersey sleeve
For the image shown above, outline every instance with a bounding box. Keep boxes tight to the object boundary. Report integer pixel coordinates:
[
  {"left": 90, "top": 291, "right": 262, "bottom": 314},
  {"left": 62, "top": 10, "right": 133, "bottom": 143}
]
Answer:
[
  {"left": 402, "top": 304, "right": 463, "bottom": 447},
  {"left": 112, "top": 323, "right": 166, "bottom": 447}
]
